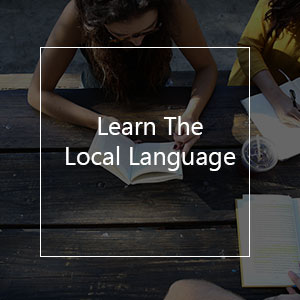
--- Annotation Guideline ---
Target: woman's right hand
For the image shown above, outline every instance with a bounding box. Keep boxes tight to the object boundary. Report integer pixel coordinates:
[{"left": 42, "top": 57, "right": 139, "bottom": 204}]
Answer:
[
  {"left": 252, "top": 70, "right": 300, "bottom": 128},
  {"left": 270, "top": 93, "right": 300, "bottom": 128}
]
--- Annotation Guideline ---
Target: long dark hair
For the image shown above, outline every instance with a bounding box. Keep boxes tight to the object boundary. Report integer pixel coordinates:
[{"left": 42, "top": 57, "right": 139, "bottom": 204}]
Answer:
[
  {"left": 265, "top": 0, "right": 300, "bottom": 39},
  {"left": 75, "top": 0, "right": 174, "bottom": 103}
]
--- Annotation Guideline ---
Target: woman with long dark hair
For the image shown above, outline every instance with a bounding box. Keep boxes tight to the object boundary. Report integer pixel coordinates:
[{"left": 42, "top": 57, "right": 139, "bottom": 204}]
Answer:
[
  {"left": 28, "top": 0, "right": 217, "bottom": 153},
  {"left": 228, "top": 0, "right": 300, "bottom": 127}
]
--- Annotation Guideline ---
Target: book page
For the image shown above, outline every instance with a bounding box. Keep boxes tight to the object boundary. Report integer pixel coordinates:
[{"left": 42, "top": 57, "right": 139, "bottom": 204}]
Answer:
[
  {"left": 241, "top": 78, "right": 300, "bottom": 160},
  {"left": 294, "top": 199, "right": 300, "bottom": 246},
  {"left": 238, "top": 194, "right": 300, "bottom": 287},
  {"left": 130, "top": 142, "right": 183, "bottom": 182},
  {"left": 292, "top": 77, "right": 300, "bottom": 92},
  {"left": 88, "top": 119, "right": 135, "bottom": 184},
  {"left": 131, "top": 172, "right": 182, "bottom": 185}
]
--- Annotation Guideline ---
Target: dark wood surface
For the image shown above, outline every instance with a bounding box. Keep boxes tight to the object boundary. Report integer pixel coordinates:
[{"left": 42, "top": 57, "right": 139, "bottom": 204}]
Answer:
[
  {"left": 0, "top": 87, "right": 259, "bottom": 149},
  {"left": 0, "top": 86, "right": 298, "bottom": 299},
  {"left": 1, "top": 150, "right": 299, "bottom": 226},
  {"left": 1, "top": 229, "right": 286, "bottom": 300}
]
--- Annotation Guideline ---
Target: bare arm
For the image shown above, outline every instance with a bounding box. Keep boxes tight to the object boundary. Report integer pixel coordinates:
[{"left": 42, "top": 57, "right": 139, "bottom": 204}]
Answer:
[
  {"left": 231, "top": 0, "right": 300, "bottom": 127},
  {"left": 172, "top": 0, "right": 217, "bottom": 121},
  {"left": 28, "top": 0, "right": 101, "bottom": 129},
  {"left": 171, "top": 0, "right": 218, "bottom": 152}
]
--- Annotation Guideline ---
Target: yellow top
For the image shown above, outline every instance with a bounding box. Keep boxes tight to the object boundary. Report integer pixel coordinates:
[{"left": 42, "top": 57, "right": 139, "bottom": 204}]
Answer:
[{"left": 228, "top": 0, "right": 300, "bottom": 86}]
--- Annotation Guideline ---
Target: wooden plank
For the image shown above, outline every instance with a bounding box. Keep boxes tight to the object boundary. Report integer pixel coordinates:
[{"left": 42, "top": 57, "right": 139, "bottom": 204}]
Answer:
[
  {"left": 0, "top": 73, "right": 81, "bottom": 90},
  {"left": 40, "top": 227, "right": 239, "bottom": 256},
  {"left": 0, "top": 71, "right": 230, "bottom": 90},
  {"left": 0, "top": 230, "right": 285, "bottom": 300},
  {"left": 1, "top": 150, "right": 299, "bottom": 226},
  {"left": 0, "top": 87, "right": 259, "bottom": 149},
  {"left": 0, "top": 150, "right": 235, "bottom": 226}
]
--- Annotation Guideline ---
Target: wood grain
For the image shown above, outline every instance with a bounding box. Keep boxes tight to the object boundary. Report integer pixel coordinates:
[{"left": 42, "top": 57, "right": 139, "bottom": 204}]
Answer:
[
  {"left": 0, "top": 85, "right": 295, "bottom": 300},
  {"left": 40, "top": 227, "right": 239, "bottom": 256},
  {"left": 1, "top": 150, "right": 299, "bottom": 226},
  {"left": 0, "top": 73, "right": 81, "bottom": 90},
  {"left": 0, "top": 71, "right": 229, "bottom": 90},
  {"left": 0, "top": 87, "right": 259, "bottom": 150},
  {"left": 0, "top": 229, "right": 285, "bottom": 300}
]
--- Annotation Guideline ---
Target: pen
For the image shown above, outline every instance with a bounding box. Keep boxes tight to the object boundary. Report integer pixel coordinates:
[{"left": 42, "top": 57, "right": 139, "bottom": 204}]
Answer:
[
  {"left": 289, "top": 89, "right": 300, "bottom": 112},
  {"left": 278, "top": 69, "right": 300, "bottom": 112}
]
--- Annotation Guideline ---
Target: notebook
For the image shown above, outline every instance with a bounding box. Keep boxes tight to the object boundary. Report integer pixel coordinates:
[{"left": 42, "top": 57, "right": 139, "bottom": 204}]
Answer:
[
  {"left": 236, "top": 194, "right": 300, "bottom": 287},
  {"left": 241, "top": 77, "right": 300, "bottom": 160}
]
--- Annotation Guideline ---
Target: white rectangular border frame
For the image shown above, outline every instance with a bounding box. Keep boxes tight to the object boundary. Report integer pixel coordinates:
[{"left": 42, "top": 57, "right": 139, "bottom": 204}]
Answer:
[{"left": 40, "top": 46, "right": 251, "bottom": 258}]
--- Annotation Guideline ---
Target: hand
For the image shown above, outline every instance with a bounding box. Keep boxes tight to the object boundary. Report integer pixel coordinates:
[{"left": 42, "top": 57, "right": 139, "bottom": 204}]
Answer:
[
  {"left": 103, "top": 115, "right": 143, "bottom": 143},
  {"left": 252, "top": 70, "right": 300, "bottom": 128},
  {"left": 270, "top": 94, "right": 300, "bottom": 128},
  {"left": 286, "top": 271, "right": 300, "bottom": 295},
  {"left": 100, "top": 115, "right": 124, "bottom": 134},
  {"left": 264, "top": 271, "right": 300, "bottom": 300},
  {"left": 173, "top": 114, "right": 200, "bottom": 154},
  {"left": 134, "top": 139, "right": 143, "bottom": 144}
]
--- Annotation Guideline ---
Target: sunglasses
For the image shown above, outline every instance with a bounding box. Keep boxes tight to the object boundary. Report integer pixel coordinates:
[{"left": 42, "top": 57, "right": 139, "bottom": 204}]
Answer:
[{"left": 106, "top": 21, "right": 162, "bottom": 44}]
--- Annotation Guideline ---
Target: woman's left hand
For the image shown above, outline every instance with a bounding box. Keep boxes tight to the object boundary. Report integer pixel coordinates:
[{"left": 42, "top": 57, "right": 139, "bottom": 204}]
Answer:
[
  {"left": 264, "top": 271, "right": 300, "bottom": 300},
  {"left": 286, "top": 271, "right": 300, "bottom": 296},
  {"left": 173, "top": 113, "right": 200, "bottom": 154}
]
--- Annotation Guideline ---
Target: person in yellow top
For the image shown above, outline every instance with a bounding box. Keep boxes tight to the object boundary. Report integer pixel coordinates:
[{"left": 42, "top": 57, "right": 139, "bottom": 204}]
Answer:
[{"left": 228, "top": 0, "right": 300, "bottom": 127}]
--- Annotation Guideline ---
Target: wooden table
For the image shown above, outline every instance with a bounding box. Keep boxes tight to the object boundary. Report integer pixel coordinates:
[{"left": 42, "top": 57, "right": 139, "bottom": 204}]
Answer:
[{"left": 1, "top": 86, "right": 299, "bottom": 299}]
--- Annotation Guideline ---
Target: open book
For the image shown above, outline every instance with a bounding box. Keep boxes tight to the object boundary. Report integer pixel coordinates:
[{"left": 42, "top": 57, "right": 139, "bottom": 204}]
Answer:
[
  {"left": 236, "top": 194, "right": 300, "bottom": 287},
  {"left": 88, "top": 119, "right": 183, "bottom": 185},
  {"left": 241, "top": 77, "right": 300, "bottom": 160}
]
